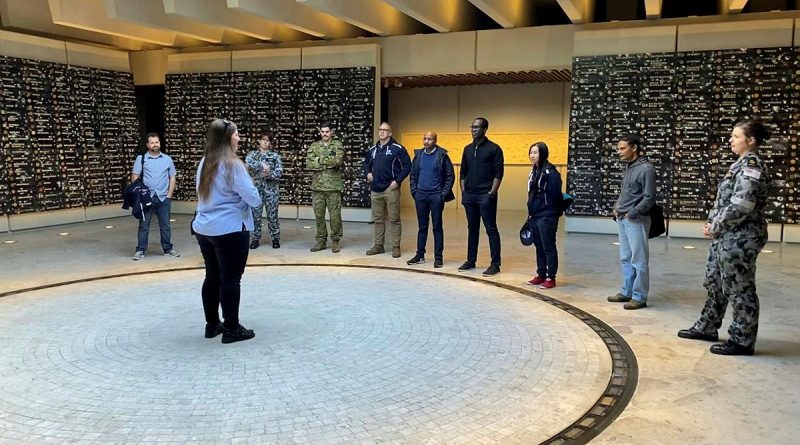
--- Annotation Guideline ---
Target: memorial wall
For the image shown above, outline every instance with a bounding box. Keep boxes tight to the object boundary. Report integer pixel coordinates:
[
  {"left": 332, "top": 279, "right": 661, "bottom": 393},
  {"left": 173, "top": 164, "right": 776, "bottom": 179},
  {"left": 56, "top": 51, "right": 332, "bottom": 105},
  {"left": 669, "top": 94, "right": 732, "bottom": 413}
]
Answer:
[
  {"left": 567, "top": 47, "right": 798, "bottom": 224},
  {"left": 164, "top": 67, "right": 376, "bottom": 208},
  {"left": 0, "top": 55, "right": 138, "bottom": 216}
]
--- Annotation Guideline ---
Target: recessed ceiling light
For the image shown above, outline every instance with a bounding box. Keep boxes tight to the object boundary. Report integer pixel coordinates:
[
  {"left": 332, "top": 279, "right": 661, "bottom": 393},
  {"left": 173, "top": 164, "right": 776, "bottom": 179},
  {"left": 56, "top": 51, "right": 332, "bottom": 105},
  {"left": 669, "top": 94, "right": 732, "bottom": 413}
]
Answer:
[
  {"left": 58, "top": 232, "right": 70, "bottom": 236},
  {"left": 169, "top": 219, "right": 176, "bottom": 222},
  {"left": 683, "top": 245, "right": 696, "bottom": 250},
  {"left": 611, "top": 242, "right": 620, "bottom": 246},
  {"left": 762, "top": 249, "right": 774, "bottom": 254},
  {"left": 2, "top": 240, "right": 16, "bottom": 244},
  {"left": 104, "top": 225, "right": 115, "bottom": 229},
  {"left": 303, "top": 226, "right": 312, "bottom": 229}
]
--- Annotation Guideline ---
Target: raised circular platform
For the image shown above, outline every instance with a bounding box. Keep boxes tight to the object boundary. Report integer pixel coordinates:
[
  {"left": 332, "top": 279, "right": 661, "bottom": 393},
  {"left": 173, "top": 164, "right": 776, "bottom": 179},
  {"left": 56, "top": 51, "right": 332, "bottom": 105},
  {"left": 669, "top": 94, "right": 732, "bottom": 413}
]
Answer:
[{"left": 0, "top": 266, "right": 634, "bottom": 444}]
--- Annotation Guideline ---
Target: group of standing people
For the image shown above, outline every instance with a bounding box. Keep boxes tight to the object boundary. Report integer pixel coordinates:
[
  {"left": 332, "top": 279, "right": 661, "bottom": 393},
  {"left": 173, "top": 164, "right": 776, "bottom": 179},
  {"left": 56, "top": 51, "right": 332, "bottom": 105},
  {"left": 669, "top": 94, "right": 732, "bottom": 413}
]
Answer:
[
  {"left": 304, "top": 118, "right": 505, "bottom": 277},
  {"left": 131, "top": 116, "right": 771, "bottom": 354}
]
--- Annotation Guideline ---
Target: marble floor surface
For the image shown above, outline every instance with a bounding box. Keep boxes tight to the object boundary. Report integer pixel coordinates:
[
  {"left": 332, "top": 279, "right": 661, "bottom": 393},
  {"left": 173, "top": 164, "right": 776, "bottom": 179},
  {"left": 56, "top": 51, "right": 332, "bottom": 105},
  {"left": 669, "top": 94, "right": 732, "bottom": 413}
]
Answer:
[{"left": 1, "top": 208, "right": 798, "bottom": 444}]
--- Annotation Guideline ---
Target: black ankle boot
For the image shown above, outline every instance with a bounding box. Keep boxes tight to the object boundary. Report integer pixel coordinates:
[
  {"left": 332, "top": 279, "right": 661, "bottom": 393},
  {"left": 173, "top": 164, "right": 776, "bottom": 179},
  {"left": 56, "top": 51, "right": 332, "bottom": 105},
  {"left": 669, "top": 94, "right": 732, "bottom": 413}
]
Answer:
[
  {"left": 272, "top": 239, "right": 280, "bottom": 249},
  {"left": 710, "top": 340, "right": 754, "bottom": 356},
  {"left": 250, "top": 240, "right": 259, "bottom": 249},
  {"left": 221, "top": 324, "right": 255, "bottom": 344},
  {"left": 204, "top": 323, "right": 223, "bottom": 339},
  {"left": 677, "top": 328, "right": 718, "bottom": 342}
]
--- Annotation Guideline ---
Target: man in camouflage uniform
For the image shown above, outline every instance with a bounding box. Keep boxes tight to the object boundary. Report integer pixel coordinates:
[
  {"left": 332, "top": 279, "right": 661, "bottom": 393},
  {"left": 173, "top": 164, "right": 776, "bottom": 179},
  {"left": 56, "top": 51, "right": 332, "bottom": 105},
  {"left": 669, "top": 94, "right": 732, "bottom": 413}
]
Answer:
[
  {"left": 245, "top": 131, "right": 283, "bottom": 249},
  {"left": 679, "top": 121, "right": 771, "bottom": 356},
  {"left": 306, "top": 123, "right": 344, "bottom": 253}
]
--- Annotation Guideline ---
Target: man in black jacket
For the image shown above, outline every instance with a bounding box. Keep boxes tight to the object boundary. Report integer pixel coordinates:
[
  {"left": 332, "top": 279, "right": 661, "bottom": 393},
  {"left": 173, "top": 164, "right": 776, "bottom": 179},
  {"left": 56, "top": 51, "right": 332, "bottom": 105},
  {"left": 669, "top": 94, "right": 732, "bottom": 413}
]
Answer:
[
  {"left": 363, "top": 122, "right": 412, "bottom": 258},
  {"left": 459, "top": 117, "right": 504, "bottom": 276},
  {"left": 407, "top": 132, "right": 455, "bottom": 268}
]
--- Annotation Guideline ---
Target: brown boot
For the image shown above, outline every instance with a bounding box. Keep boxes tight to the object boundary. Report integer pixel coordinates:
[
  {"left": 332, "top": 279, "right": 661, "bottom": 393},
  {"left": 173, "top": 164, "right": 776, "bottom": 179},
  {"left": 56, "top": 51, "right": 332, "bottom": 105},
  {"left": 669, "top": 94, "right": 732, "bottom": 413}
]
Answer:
[
  {"left": 331, "top": 240, "right": 341, "bottom": 253},
  {"left": 366, "top": 245, "right": 385, "bottom": 255},
  {"left": 310, "top": 241, "right": 326, "bottom": 252},
  {"left": 392, "top": 247, "right": 401, "bottom": 258}
]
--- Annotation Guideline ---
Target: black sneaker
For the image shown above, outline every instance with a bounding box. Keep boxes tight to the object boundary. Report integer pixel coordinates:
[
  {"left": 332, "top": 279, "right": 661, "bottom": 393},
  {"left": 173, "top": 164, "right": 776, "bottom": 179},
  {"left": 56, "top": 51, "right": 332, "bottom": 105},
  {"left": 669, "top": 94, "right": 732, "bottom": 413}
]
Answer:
[
  {"left": 482, "top": 264, "right": 500, "bottom": 276},
  {"left": 221, "top": 324, "right": 255, "bottom": 344},
  {"left": 204, "top": 323, "right": 223, "bottom": 339},
  {"left": 272, "top": 239, "right": 280, "bottom": 249},
  {"left": 434, "top": 258, "right": 443, "bottom": 268},
  {"left": 249, "top": 240, "right": 260, "bottom": 249},
  {"left": 407, "top": 254, "right": 425, "bottom": 265},
  {"left": 458, "top": 261, "right": 476, "bottom": 271}
]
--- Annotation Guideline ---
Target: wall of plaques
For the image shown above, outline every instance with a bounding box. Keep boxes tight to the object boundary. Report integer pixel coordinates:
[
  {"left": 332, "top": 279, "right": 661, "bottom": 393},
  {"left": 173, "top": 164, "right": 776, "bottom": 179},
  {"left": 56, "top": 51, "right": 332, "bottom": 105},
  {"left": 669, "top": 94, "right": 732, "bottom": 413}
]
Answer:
[
  {"left": 164, "top": 67, "right": 375, "bottom": 208},
  {"left": 0, "top": 55, "right": 138, "bottom": 216},
  {"left": 568, "top": 47, "right": 799, "bottom": 225}
]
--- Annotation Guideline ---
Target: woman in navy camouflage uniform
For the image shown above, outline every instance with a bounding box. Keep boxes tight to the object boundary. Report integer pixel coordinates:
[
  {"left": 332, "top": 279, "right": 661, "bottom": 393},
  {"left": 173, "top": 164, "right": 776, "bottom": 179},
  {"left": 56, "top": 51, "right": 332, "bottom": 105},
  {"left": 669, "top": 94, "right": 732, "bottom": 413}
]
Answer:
[
  {"left": 678, "top": 119, "right": 771, "bottom": 356},
  {"left": 245, "top": 131, "right": 283, "bottom": 249}
]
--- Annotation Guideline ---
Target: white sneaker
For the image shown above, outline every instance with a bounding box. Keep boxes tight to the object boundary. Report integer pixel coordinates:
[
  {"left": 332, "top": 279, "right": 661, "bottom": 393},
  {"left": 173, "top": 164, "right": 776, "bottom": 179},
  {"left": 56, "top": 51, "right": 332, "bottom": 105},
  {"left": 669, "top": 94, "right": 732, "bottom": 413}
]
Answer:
[
  {"left": 132, "top": 251, "right": 145, "bottom": 261},
  {"left": 164, "top": 250, "right": 180, "bottom": 257}
]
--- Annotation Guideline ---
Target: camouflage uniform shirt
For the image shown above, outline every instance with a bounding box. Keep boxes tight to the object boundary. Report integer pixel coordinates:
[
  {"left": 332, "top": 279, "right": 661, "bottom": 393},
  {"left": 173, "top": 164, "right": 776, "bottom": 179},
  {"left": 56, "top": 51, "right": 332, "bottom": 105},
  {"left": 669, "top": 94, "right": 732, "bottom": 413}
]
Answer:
[
  {"left": 707, "top": 151, "right": 770, "bottom": 239},
  {"left": 306, "top": 139, "right": 344, "bottom": 191},
  {"left": 245, "top": 150, "right": 283, "bottom": 184}
]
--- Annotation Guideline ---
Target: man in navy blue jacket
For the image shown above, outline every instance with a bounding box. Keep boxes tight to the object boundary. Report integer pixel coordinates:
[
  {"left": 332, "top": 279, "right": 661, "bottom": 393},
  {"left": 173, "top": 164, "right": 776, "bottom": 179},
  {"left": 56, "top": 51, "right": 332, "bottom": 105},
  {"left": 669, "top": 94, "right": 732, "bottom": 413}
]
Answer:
[
  {"left": 407, "top": 131, "right": 455, "bottom": 268},
  {"left": 363, "top": 122, "right": 412, "bottom": 258}
]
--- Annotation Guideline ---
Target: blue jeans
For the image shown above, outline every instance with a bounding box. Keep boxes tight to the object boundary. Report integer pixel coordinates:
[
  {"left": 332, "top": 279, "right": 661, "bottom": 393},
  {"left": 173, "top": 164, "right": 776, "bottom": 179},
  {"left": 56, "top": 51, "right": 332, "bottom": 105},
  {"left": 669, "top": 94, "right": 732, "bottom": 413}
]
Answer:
[
  {"left": 617, "top": 216, "right": 651, "bottom": 303},
  {"left": 136, "top": 196, "right": 173, "bottom": 253},
  {"left": 414, "top": 191, "right": 444, "bottom": 259}
]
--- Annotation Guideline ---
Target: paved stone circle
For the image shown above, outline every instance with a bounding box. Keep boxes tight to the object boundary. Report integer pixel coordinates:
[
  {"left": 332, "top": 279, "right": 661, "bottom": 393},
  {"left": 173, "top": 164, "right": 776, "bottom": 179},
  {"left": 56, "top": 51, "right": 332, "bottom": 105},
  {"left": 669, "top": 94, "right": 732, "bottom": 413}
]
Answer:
[{"left": 0, "top": 266, "right": 612, "bottom": 444}]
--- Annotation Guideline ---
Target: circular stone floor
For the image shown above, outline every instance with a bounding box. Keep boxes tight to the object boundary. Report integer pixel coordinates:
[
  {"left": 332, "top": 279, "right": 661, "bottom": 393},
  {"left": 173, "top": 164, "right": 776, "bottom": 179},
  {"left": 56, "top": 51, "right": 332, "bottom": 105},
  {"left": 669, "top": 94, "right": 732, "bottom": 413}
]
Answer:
[{"left": 0, "top": 266, "right": 615, "bottom": 444}]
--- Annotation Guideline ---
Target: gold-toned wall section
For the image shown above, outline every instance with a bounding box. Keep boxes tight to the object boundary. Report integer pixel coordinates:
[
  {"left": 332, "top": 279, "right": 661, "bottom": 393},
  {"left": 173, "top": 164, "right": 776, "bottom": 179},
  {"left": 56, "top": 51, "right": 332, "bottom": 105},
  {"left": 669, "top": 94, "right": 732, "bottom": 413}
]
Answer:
[{"left": 400, "top": 132, "right": 568, "bottom": 165}]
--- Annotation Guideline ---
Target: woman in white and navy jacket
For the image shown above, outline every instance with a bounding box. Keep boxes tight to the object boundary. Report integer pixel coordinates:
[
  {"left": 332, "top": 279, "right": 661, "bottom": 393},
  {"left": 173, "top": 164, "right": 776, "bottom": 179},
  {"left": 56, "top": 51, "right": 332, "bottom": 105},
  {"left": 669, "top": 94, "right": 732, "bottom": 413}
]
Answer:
[{"left": 526, "top": 142, "right": 563, "bottom": 289}]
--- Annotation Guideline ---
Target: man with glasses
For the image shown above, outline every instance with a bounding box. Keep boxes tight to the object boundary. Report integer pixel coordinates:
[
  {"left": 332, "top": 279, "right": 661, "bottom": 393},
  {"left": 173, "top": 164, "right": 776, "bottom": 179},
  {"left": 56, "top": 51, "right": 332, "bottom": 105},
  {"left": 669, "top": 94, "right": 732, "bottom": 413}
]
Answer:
[
  {"left": 306, "top": 123, "right": 345, "bottom": 253},
  {"left": 131, "top": 132, "right": 179, "bottom": 260},
  {"left": 459, "top": 118, "right": 504, "bottom": 276},
  {"left": 363, "top": 122, "right": 411, "bottom": 258}
]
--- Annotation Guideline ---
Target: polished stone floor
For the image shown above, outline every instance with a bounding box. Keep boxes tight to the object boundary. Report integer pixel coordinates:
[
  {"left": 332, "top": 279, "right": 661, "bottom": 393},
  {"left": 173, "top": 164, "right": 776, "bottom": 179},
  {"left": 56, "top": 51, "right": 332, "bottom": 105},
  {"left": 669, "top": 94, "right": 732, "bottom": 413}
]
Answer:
[{"left": 1, "top": 208, "right": 799, "bottom": 444}]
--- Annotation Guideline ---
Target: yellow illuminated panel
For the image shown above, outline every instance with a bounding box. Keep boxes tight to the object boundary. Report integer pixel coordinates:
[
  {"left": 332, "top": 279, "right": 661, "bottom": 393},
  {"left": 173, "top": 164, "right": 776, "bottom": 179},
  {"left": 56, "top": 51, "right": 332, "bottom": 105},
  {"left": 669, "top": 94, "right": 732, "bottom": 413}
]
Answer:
[{"left": 400, "top": 132, "right": 568, "bottom": 165}]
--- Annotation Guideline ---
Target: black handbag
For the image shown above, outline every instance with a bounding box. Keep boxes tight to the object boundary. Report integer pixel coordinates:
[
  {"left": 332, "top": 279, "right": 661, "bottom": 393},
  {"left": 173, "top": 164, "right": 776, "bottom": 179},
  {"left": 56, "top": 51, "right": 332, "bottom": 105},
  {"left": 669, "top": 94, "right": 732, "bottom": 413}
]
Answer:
[{"left": 648, "top": 204, "right": 666, "bottom": 239}]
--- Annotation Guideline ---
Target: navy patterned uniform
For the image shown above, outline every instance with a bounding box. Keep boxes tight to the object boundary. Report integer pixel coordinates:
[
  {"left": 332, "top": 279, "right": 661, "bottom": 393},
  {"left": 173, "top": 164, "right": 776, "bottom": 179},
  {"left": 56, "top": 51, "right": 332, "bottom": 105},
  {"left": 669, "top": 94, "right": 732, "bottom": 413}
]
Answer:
[
  {"left": 245, "top": 149, "right": 283, "bottom": 242},
  {"left": 692, "top": 151, "right": 770, "bottom": 348}
]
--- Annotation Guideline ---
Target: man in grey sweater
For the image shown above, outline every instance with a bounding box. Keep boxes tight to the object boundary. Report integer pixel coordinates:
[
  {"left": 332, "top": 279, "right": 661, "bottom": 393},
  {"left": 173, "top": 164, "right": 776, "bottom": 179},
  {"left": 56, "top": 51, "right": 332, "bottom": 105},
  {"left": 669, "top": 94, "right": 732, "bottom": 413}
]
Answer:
[{"left": 607, "top": 135, "right": 656, "bottom": 310}]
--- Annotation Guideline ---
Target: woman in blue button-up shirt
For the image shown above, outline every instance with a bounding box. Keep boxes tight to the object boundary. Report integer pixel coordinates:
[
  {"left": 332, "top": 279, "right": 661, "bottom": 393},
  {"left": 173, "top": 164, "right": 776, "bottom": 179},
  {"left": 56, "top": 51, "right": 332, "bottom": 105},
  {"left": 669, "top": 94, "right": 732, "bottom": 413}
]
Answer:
[{"left": 192, "top": 118, "right": 262, "bottom": 344}]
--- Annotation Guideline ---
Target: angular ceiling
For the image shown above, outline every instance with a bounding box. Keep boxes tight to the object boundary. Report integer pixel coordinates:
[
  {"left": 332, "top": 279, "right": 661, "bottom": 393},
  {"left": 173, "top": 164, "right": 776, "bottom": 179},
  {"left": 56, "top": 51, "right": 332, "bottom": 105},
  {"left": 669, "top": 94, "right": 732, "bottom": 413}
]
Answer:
[{"left": 0, "top": 0, "right": 798, "bottom": 51}]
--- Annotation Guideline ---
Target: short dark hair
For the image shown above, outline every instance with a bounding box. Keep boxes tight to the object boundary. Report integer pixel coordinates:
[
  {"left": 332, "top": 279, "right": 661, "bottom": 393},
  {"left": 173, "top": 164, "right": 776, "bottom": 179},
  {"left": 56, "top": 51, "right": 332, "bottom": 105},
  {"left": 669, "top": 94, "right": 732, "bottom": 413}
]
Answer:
[
  {"left": 735, "top": 119, "right": 771, "bottom": 146},
  {"left": 260, "top": 131, "right": 274, "bottom": 142},
  {"left": 146, "top": 132, "right": 160, "bottom": 141},
  {"left": 319, "top": 122, "right": 334, "bottom": 131},
  {"left": 618, "top": 134, "right": 641, "bottom": 153},
  {"left": 475, "top": 117, "right": 489, "bottom": 129}
]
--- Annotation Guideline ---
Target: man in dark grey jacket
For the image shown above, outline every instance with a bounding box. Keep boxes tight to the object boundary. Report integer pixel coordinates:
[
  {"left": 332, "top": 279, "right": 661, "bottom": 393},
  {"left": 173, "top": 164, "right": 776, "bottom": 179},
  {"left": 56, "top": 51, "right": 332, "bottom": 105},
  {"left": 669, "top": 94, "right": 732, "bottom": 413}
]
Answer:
[{"left": 607, "top": 135, "right": 656, "bottom": 310}]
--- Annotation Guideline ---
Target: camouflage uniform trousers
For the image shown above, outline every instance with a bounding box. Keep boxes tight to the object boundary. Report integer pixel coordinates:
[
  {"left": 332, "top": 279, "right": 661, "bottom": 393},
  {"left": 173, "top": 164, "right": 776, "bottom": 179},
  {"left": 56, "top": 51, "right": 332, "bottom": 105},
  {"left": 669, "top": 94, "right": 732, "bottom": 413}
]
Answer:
[
  {"left": 312, "top": 191, "right": 342, "bottom": 244},
  {"left": 692, "top": 232, "right": 767, "bottom": 347},
  {"left": 252, "top": 183, "right": 280, "bottom": 242}
]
